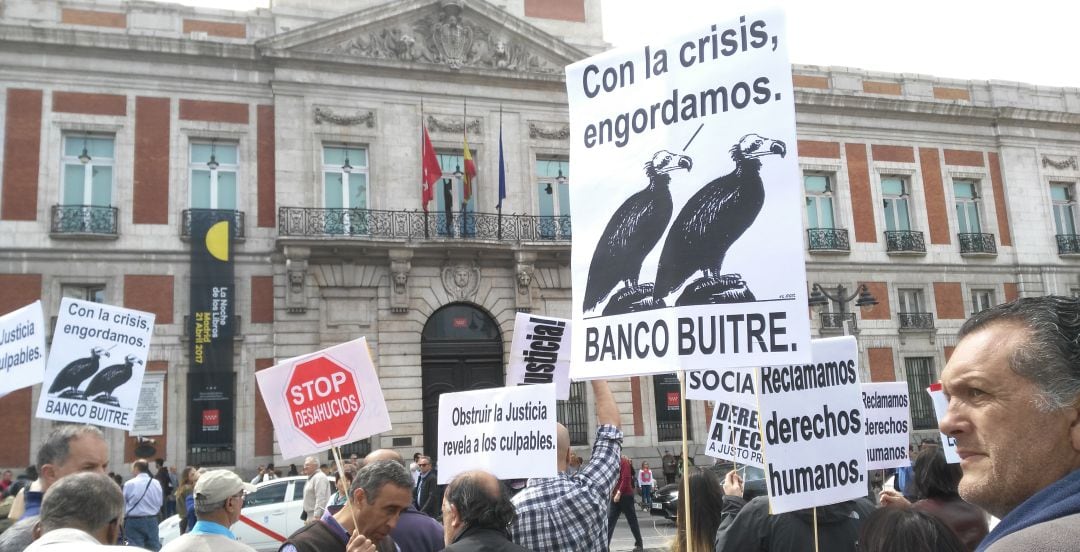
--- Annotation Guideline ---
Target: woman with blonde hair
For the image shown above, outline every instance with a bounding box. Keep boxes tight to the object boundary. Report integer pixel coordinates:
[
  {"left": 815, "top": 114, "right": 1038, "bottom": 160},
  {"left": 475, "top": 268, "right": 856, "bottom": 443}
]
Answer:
[{"left": 175, "top": 466, "right": 199, "bottom": 534}]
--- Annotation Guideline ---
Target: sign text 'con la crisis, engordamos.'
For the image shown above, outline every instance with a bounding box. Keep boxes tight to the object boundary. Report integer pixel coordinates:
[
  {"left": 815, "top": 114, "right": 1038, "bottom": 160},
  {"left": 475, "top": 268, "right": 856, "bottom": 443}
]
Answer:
[
  {"left": 585, "top": 312, "right": 793, "bottom": 362},
  {"left": 289, "top": 371, "right": 361, "bottom": 430}
]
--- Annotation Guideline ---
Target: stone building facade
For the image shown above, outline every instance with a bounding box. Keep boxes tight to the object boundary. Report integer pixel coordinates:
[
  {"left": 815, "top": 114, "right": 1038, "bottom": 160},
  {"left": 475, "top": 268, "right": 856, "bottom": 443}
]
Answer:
[{"left": 1, "top": 0, "right": 1079, "bottom": 473}]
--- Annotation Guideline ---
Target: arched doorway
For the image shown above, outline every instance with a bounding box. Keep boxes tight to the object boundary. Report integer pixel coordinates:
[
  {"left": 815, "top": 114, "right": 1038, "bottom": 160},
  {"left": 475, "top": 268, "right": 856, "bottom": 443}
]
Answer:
[{"left": 421, "top": 303, "right": 503, "bottom": 461}]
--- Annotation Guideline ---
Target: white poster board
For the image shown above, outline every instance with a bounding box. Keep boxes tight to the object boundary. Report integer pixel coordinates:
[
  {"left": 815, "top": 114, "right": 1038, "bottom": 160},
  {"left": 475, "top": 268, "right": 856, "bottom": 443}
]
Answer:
[
  {"left": 686, "top": 367, "right": 756, "bottom": 403},
  {"left": 506, "top": 313, "right": 571, "bottom": 400},
  {"left": 0, "top": 301, "right": 47, "bottom": 397},
  {"left": 705, "top": 398, "right": 764, "bottom": 468},
  {"left": 256, "top": 338, "right": 391, "bottom": 460},
  {"left": 36, "top": 298, "right": 155, "bottom": 430},
  {"left": 131, "top": 372, "right": 165, "bottom": 436},
  {"left": 926, "top": 382, "right": 961, "bottom": 463},
  {"left": 567, "top": 9, "right": 811, "bottom": 380},
  {"left": 436, "top": 383, "right": 557, "bottom": 484},
  {"left": 861, "top": 382, "right": 912, "bottom": 470},
  {"left": 757, "top": 336, "right": 867, "bottom": 514}
]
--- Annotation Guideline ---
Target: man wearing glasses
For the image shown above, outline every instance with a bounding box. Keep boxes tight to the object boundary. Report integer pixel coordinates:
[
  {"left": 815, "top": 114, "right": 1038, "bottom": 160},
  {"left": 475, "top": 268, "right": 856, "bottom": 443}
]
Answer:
[
  {"left": 160, "top": 470, "right": 257, "bottom": 552},
  {"left": 413, "top": 456, "right": 440, "bottom": 518},
  {"left": 25, "top": 472, "right": 148, "bottom": 551}
]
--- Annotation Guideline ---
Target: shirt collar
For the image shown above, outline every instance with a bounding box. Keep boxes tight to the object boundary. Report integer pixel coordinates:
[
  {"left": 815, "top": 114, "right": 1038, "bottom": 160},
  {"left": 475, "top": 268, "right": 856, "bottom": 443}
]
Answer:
[
  {"left": 190, "top": 520, "right": 237, "bottom": 539},
  {"left": 320, "top": 510, "right": 349, "bottom": 543}
]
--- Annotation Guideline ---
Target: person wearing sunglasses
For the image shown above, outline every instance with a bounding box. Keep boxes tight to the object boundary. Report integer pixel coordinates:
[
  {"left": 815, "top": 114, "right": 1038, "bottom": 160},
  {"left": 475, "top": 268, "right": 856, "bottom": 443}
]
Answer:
[
  {"left": 160, "top": 469, "right": 257, "bottom": 552},
  {"left": 25, "top": 472, "right": 147, "bottom": 551}
]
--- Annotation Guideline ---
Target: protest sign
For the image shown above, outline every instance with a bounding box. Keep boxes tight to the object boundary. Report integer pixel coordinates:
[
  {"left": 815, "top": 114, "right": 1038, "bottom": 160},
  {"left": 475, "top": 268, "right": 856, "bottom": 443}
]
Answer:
[
  {"left": 705, "top": 398, "right": 764, "bottom": 468},
  {"left": 757, "top": 336, "right": 866, "bottom": 514},
  {"left": 507, "top": 312, "right": 571, "bottom": 400},
  {"left": 256, "top": 338, "right": 391, "bottom": 460},
  {"left": 36, "top": 298, "right": 155, "bottom": 430},
  {"left": 131, "top": 372, "right": 165, "bottom": 436},
  {"left": 0, "top": 301, "right": 47, "bottom": 397},
  {"left": 926, "top": 382, "right": 961, "bottom": 463},
  {"left": 686, "top": 367, "right": 756, "bottom": 403},
  {"left": 437, "top": 383, "right": 557, "bottom": 484},
  {"left": 566, "top": 9, "right": 811, "bottom": 379},
  {"left": 861, "top": 382, "right": 911, "bottom": 470}
]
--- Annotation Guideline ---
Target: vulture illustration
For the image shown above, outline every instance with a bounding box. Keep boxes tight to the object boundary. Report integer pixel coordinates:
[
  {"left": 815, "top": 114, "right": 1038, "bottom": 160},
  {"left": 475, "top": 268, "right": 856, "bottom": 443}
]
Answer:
[
  {"left": 583, "top": 150, "right": 693, "bottom": 314},
  {"left": 653, "top": 134, "right": 787, "bottom": 306},
  {"left": 47, "top": 346, "right": 110, "bottom": 399},
  {"left": 84, "top": 354, "right": 142, "bottom": 407}
]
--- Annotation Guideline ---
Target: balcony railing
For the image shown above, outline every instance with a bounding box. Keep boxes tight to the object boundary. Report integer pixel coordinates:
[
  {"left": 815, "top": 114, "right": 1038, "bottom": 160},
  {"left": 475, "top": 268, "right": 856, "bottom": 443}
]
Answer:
[
  {"left": 898, "top": 312, "right": 935, "bottom": 330},
  {"left": 807, "top": 228, "right": 850, "bottom": 252},
  {"left": 181, "top": 209, "right": 245, "bottom": 240},
  {"left": 958, "top": 233, "right": 997, "bottom": 255},
  {"left": 50, "top": 205, "right": 118, "bottom": 237},
  {"left": 885, "top": 230, "right": 926, "bottom": 253},
  {"left": 278, "top": 207, "right": 572, "bottom": 241},
  {"left": 820, "top": 312, "right": 856, "bottom": 332},
  {"left": 1057, "top": 234, "right": 1080, "bottom": 255}
]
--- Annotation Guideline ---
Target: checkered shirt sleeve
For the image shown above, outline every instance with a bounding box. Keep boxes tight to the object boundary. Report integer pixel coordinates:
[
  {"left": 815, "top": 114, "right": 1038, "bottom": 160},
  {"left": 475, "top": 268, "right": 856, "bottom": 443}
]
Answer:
[{"left": 510, "top": 424, "right": 623, "bottom": 552}]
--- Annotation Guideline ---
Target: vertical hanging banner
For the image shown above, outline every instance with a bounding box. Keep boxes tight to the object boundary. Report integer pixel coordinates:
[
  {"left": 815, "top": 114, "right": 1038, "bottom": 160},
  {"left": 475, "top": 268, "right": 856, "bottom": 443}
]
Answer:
[
  {"left": 926, "top": 383, "right": 961, "bottom": 463},
  {"left": 506, "top": 313, "right": 571, "bottom": 400},
  {"left": 188, "top": 371, "right": 234, "bottom": 448},
  {"left": 36, "top": 298, "right": 155, "bottom": 430},
  {"left": 131, "top": 372, "right": 165, "bottom": 436},
  {"left": 189, "top": 211, "right": 235, "bottom": 374},
  {"left": 566, "top": 9, "right": 811, "bottom": 379},
  {"left": 861, "top": 382, "right": 912, "bottom": 470},
  {"left": 0, "top": 301, "right": 47, "bottom": 397},
  {"left": 757, "top": 336, "right": 866, "bottom": 514}
]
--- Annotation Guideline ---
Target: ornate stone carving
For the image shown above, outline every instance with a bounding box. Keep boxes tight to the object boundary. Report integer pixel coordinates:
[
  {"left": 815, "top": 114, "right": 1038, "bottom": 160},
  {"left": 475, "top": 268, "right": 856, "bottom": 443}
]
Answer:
[
  {"left": 529, "top": 122, "right": 570, "bottom": 140},
  {"left": 441, "top": 261, "right": 480, "bottom": 301},
  {"left": 284, "top": 246, "right": 311, "bottom": 314},
  {"left": 389, "top": 249, "right": 413, "bottom": 314},
  {"left": 313, "top": 106, "right": 375, "bottom": 127},
  {"left": 1042, "top": 155, "right": 1078, "bottom": 171},
  {"left": 514, "top": 251, "right": 535, "bottom": 312},
  {"left": 426, "top": 115, "right": 481, "bottom": 135}
]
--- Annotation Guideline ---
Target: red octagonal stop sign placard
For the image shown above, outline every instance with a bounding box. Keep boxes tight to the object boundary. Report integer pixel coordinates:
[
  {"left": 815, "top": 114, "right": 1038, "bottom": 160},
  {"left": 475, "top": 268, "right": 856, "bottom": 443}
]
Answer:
[{"left": 286, "top": 355, "right": 365, "bottom": 446}]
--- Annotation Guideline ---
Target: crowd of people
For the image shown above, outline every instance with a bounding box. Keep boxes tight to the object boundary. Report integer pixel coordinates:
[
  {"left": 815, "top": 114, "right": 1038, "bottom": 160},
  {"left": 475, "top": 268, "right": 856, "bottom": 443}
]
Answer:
[{"left": 0, "top": 296, "right": 1078, "bottom": 552}]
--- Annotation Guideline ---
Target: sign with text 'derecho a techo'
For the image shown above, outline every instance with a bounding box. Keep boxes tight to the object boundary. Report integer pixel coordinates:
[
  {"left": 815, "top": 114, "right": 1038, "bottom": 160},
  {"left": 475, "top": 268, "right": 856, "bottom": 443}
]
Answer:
[{"left": 256, "top": 338, "right": 390, "bottom": 459}]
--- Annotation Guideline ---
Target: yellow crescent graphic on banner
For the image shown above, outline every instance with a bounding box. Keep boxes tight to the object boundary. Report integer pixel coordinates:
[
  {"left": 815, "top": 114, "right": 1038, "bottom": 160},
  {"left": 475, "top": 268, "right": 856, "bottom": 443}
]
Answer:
[{"left": 205, "top": 221, "right": 230, "bottom": 262}]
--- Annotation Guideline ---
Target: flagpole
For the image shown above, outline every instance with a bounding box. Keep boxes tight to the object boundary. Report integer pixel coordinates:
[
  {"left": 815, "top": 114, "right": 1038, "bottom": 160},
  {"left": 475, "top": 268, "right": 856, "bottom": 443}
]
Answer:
[
  {"left": 421, "top": 98, "right": 429, "bottom": 239},
  {"left": 497, "top": 104, "right": 503, "bottom": 241},
  {"left": 462, "top": 98, "right": 468, "bottom": 238}
]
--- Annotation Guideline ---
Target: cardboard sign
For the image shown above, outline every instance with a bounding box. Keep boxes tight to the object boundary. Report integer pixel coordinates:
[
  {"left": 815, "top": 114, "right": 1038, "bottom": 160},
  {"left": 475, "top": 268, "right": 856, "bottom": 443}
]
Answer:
[
  {"left": 685, "top": 367, "right": 756, "bottom": 403},
  {"left": 36, "top": 298, "right": 155, "bottom": 430},
  {"left": 566, "top": 9, "right": 811, "bottom": 379},
  {"left": 507, "top": 313, "right": 571, "bottom": 400},
  {"left": 256, "top": 338, "right": 391, "bottom": 460},
  {"left": 705, "top": 398, "right": 764, "bottom": 468},
  {"left": 436, "top": 383, "right": 557, "bottom": 484},
  {"left": 861, "top": 382, "right": 912, "bottom": 470},
  {"left": 757, "top": 336, "right": 867, "bottom": 514},
  {"left": 131, "top": 372, "right": 165, "bottom": 436},
  {"left": 926, "top": 383, "right": 961, "bottom": 463},
  {"left": 0, "top": 301, "right": 47, "bottom": 397}
]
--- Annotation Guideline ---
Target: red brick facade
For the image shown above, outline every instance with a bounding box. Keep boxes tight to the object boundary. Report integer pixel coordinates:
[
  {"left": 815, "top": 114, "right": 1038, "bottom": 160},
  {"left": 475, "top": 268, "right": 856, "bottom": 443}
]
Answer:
[
  {"left": 919, "top": 147, "right": 951, "bottom": 245},
  {"left": 2, "top": 89, "right": 42, "bottom": 221},
  {"left": 798, "top": 140, "right": 841, "bottom": 159},
  {"left": 257, "top": 105, "right": 276, "bottom": 228},
  {"left": 871, "top": 144, "right": 916, "bottom": 163},
  {"left": 933, "top": 282, "right": 965, "bottom": 319},
  {"left": 133, "top": 97, "right": 171, "bottom": 224},
  {"left": 988, "top": 153, "right": 1013, "bottom": 246},
  {"left": 859, "top": 282, "right": 891, "bottom": 320},
  {"left": 52, "top": 92, "right": 126, "bottom": 116},
  {"left": 124, "top": 275, "right": 174, "bottom": 324},
  {"left": 524, "top": 0, "right": 585, "bottom": 22},
  {"left": 867, "top": 347, "right": 896, "bottom": 382},
  {"left": 0, "top": 273, "right": 41, "bottom": 466},
  {"left": 250, "top": 276, "right": 274, "bottom": 324},
  {"left": 61, "top": 8, "right": 126, "bottom": 28},
  {"left": 183, "top": 19, "right": 247, "bottom": 38},
  {"left": 179, "top": 99, "right": 248, "bottom": 124},
  {"left": 943, "top": 149, "right": 985, "bottom": 167},
  {"left": 793, "top": 75, "right": 829, "bottom": 89},
  {"left": 846, "top": 144, "right": 877, "bottom": 243},
  {"left": 254, "top": 358, "right": 275, "bottom": 457}
]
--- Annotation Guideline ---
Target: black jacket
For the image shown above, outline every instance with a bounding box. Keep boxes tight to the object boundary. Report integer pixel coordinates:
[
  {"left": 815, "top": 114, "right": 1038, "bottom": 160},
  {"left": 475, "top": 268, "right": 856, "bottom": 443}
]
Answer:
[
  {"left": 715, "top": 495, "right": 875, "bottom": 552},
  {"left": 414, "top": 470, "right": 442, "bottom": 518},
  {"left": 445, "top": 526, "right": 532, "bottom": 552}
]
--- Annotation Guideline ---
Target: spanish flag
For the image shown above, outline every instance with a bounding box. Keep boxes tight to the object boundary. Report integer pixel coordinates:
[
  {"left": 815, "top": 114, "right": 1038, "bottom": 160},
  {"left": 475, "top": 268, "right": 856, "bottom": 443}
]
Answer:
[{"left": 462, "top": 135, "right": 477, "bottom": 203}]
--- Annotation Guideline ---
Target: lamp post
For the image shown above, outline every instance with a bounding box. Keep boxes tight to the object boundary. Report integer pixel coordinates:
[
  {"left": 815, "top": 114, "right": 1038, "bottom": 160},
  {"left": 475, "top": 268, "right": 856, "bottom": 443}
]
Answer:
[{"left": 807, "top": 283, "right": 879, "bottom": 336}]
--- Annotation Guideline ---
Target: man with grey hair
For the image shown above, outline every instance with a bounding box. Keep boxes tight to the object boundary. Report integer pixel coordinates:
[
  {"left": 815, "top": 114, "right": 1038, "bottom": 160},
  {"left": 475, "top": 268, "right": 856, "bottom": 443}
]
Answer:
[
  {"left": 0, "top": 425, "right": 110, "bottom": 552},
  {"left": 160, "top": 470, "right": 256, "bottom": 552},
  {"left": 25, "top": 472, "right": 148, "bottom": 551},
  {"left": 300, "top": 456, "right": 330, "bottom": 524},
  {"left": 280, "top": 460, "right": 414, "bottom": 552},
  {"left": 442, "top": 471, "right": 528, "bottom": 551},
  {"left": 939, "top": 296, "right": 1080, "bottom": 551},
  {"left": 364, "top": 449, "right": 444, "bottom": 552}
]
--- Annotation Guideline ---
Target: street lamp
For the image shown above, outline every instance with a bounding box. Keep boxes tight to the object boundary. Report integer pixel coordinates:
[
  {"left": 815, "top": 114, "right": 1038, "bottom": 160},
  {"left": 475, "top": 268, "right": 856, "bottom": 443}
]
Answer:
[{"left": 808, "top": 283, "right": 878, "bottom": 335}]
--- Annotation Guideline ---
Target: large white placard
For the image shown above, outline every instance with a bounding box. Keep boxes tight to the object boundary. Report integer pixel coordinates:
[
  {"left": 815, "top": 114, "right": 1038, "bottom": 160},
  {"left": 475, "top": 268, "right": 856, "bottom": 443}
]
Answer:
[
  {"left": 567, "top": 10, "right": 811, "bottom": 379},
  {"left": 861, "top": 382, "right": 912, "bottom": 470},
  {"left": 131, "top": 372, "right": 165, "bottom": 436},
  {"left": 436, "top": 383, "right": 557, "bottom": 484},
  {"left": 256, "top": 338, "right": 391, "bottom": 460},
  {"left": 36, "top": 298, "right": 155, "bottom": 430},
  {"left": 757, "top": 336, "right": 867, "bottom": 514},
  {"left": 0, "top": 301, "right": 47, "bottom": 397},
  {"left": 506, "top": 313, "right": 571, "bottom": 400},
  {"left": 705, "top": 398, "right": 764, "bottom": 468},
  {"left": 926, "top": 382, "right": 961, "bottom": 463},
  {"left": 685, "top": 367, "right": 756, "bottom": 403}
]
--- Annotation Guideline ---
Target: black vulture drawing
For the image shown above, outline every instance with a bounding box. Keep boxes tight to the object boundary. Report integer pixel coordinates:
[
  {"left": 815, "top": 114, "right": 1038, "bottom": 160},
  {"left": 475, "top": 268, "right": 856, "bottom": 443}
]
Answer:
[
  {"left": 47, "top": 346, "right": 109, "bottom": 399},
  {"left": 84, "top": 354, "right": 142, "bottom": 407},
  {"left": 653, "top": 133, "right": 787, "bottom": 306},
  {"left": 583, "top": 150, "right": 693, "bottom": 315}
]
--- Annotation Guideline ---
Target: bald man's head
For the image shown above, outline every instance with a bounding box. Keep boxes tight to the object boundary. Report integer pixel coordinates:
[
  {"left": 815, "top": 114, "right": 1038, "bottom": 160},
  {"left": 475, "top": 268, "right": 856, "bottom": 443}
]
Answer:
[
  {"left": 556, "top": 423, "right": 571, "bottom": 471},
  {"left": 363, "top": 449, "right": 405, "bottom": 467},
  {"left": 443, "top": 470, "right": 516, "bottom": 545}
]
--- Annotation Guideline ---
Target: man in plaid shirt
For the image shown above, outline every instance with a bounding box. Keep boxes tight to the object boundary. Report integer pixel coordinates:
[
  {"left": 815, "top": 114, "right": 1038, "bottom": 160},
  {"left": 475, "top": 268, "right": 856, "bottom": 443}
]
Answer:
[{"left": 511, "top": 380, "right": 627, "bottom": 552}]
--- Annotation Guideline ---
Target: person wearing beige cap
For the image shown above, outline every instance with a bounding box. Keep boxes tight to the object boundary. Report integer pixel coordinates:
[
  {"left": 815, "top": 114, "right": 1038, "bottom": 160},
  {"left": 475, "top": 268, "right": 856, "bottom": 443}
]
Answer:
[{"left": 160, "top": 470, "right": 256, "bottom": 552}]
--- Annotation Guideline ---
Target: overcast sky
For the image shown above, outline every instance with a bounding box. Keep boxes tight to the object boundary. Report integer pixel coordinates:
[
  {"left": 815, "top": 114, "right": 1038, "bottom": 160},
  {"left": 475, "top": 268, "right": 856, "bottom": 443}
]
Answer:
[{"left": 153, "top": 0, "right": 1080, "bottom": 88}]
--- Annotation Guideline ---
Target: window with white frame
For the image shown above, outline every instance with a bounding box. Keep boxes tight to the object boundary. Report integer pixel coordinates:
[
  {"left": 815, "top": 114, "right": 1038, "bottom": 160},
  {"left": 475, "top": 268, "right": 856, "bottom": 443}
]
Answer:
[
  {"left": 905, "top": 357, "right": 937, "bottom": 430},
  {"left": 971, "top": 288, "right": 994, "bottom": 314},
  {"left": 536, "top": 158, "right": 570, "bottom": 239},
  {"left": 190, "top": 140, "right": 238, "bottom": 210},
  {"left": 434, "top": 151, "right": 477, "bottom": 236},
  {"left": 62, "top": 134, "right": 114, "bottom": 206},
  {"left": 322, "top": 144, "right": 368, "bottom": 235},
  {"left": 898, "top": 288, "right": 925, "bottom": 313},
  {"left": 804, "top": 173, "right": 836, "bottom": 229},
  {"left": 61, "top": 284, "right": 105, "bottom": 303},
  {"left": 953, "top": 179, "right": 982, "bottom": 234},
  {"left": 881, "top": 176, "right": 911, "bottom": 232},
  {"left": 1051, "top": 182, "right": 1077, "bottom": 236}
]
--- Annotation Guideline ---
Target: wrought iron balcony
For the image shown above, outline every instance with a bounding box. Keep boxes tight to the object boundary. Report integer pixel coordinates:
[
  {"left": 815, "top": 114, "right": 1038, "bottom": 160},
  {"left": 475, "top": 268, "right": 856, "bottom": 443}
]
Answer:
[
  {"left": 181, "top": 209, "right": 245, "bottom": 240},
  {"left": 885, "top": 230, "right": 926, "bottom": 253},
  {"left": 807, "top": 228, "right": 850, "bottom": 252},
  {"left": 50, "top": 205, "right": 118, "bottom": 237},
  {"left": 819, "top": 312, "right": 856, "bottom": 332},
  {"left": 898, "top": 312, "right": 935, "bottom": 330},
  {"left": 1056, "top": 234, "right": 1080, "bottom": 255},
  {"left": 278, "top": 207, "right": 572, "bottom": 241},
  {"left": 958, "top": 233, "right": 997, "bottom": 255}
]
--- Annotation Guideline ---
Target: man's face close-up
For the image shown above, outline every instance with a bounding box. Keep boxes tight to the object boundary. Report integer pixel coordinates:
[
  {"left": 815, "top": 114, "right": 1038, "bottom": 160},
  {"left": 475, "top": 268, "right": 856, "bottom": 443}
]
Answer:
[
  {"left": 303, "top": 462, "right": 316, "bottom": 476},
  {"left": 51, "top": 434, "right": 109, "bottom": 482},
  {"left": 940, "top": 323, "right": 1080, "bottom": 518},
  {"left": 356, "top": 484, "right": 412, "bottom": 543},
  {"left": 418, "top": 458, "right": 432, "bottom": 474}
]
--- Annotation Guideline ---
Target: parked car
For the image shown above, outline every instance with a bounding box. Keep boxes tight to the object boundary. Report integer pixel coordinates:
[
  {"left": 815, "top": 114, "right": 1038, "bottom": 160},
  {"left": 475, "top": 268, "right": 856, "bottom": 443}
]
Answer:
[
  {"left": 159, "top": 475, "right": 312, "bottom": 552},
  {"left": 649, "top": 463, "right": 767, "bottom": 521}
]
